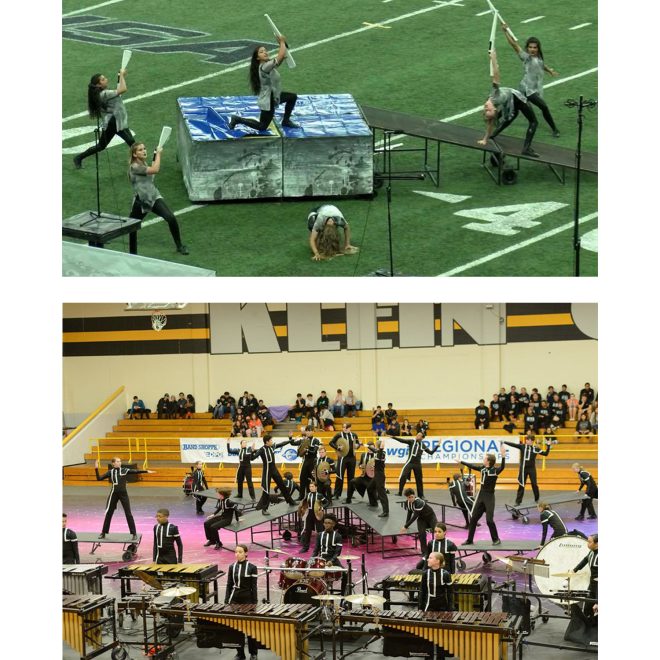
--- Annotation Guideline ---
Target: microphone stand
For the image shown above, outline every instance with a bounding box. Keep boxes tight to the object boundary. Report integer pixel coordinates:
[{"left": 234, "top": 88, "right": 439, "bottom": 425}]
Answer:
[
  {"left": 565, "top": 96, "right": 597, "bottom": 276},
  {"left": 80, "top": 116, "right": 104, "bottom": 226}
]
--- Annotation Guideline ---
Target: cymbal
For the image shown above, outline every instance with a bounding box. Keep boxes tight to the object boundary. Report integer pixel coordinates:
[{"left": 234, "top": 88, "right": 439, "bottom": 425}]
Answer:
[
  {"left": 160, "top": 585, "right": 197, "bottom": 597},
  {"left": 313, "top": 594, "right": 344, "bottom": 601},
  {"left": 342, "top": 555, "right": 360, "bottom": 560},
  {"left": 551, "top": 572, "right": 576, "bottom": 578},
  {"left": 265, "top": 548, "right": 289, "bottom": 554},
  {"left": 345, "top": 594, "right": 386, "bottom": 606},
  {"left": 134, "top": 570, "right": 163, "bottom": 591}
]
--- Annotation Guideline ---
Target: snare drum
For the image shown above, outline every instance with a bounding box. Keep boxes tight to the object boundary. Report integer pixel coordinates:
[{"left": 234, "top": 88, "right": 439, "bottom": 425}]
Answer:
[
  {"left": 278, "top": 557, "right": 307, "bottom": 589},
  {"left": 534, "top": 535, "right": 590, "bottom": 595},
  {"left": 282, "top": 579, "right": 327, "bottom": 604}
]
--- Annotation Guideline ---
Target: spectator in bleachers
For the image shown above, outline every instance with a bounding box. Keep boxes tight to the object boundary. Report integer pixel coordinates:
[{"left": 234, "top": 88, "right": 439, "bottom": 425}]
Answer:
[
  {"left": 576, "top": 413, "right": 593, "bottom": 436},
  {"left": 505, "top": 393, "right": 519, "bottom": 421},
  {"left": 319, "top": 406, "right": 335, "bottom": 431},
  {"left": 289, "top": 393, "right": 307, "bottom": 421},
  {"left": 386, "top": 417, "right": 401, "bottom": 436},
  {"left": 231, "top": 414, "right": 248, "bottom": 437},
  {"left": 385, "top": 403, "right": 398, "bottom": 424},
  {"left": 344, "top": 390, "right": 358, "bottom": 417},
  {"left": 157, "top": 393, "right": 172, "bottom": 419},
  {"left": 317, "top": 390, "right": 330, "bottom": 410},
  {"left": 304, "top": 393, "right": 315, "bottom": 414},
  {"left": 185, "top": 394, "right": 196, "bottom": 418},
  {"left": 530, "top": 391, "right": 542, "bottom": 413},
  {"left": 238, "top": 391, "right": 251, "bottom": 413},
  {"left": 247, "top": 411, "right": 263, "bottom": 437},
  {"left": 589, "top": 402, "right": 598, "bottom": 433},
  {"left": 372, "top": 406, "right": 386, "bottom": 435},
  {"left": 129, "top": 396, "right": 150, "bottom": 419},
  {"left": 559, "top": 384, "right": 571, "bottom": 405},
  {"left": 509, "top": 385, "right": 519, "bottom": 402},
  {"left": 549, "top": 401, "right": 566, "bottom": 431},
  {"left": 497, "top": 388, "right": 508, "bottom": 411},
  {"left": 490, "top": 394, "right": 503, "bottom": 422},
  {"left": 577, "top": 394, "right": 592, "bottom": 420},
  {"left": 416, "top": 419, "right": 430, "bottom": 437},
  {"left": 177, "top": 392, "right": 187, "bottom": 418},
  {"left": 523, "top": 405, "right": 538, "bottom": 434},
  {"left": 579, "top": 383, "right": 596, "bottom": 406},
  {"left": 537, "top": 400, "right": 551, "bottom": 433},
  {"left": 247, "top": 393, "right": 259, "bottom": 414},
  {"left": 474, "top": 400, "right": 490, "bottom": 430},
  {"left": 212, "top": 399, "right": 224, "bottom": 419},
  {"left": 518, "top": 387, "right": 530, "bottom": 409},
  {"left": 305, "top": 406, "right": 321, "bottom": 431},
  {"left": 567, "top": 392, "right": 579, "bottom": 421},
  {"left": 546, "top": 386, "right": 556, "bottom": 403},
  {"left": 332, "top": 389, "right": 346, "bottom": 418},
  {"left": 257, "top": 401, "right": 273, "bottom": 427},
  {"left": 167, "top": 394, "right": 178, "bottom": 419},
  {"left": 401, "top": 418, "right": 414, "bottom": 436}
]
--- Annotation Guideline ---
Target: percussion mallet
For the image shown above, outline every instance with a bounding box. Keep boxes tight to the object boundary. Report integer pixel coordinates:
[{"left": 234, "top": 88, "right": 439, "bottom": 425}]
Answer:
[{"left": 264, "top": 14, "right": 296, "bottom": 68}]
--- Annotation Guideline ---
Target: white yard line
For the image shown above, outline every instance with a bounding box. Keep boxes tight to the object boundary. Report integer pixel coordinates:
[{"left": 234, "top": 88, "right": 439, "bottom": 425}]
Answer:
[
  {"left": 436, "top": 213, "right": 598, "bottom": 276},
  {"left": 569, "top": 23, "right": 592, "bottom": 30},
  {"left": 62, "top": 0, "right": 127, "bottom": 18},
  {"left": 521, "top": 16, "right": 545, "bottom": 24}
]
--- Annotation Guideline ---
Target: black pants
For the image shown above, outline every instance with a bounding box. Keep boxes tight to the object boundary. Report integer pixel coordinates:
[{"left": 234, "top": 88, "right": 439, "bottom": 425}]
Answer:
[
  {"left": 204, "top": 515, "right": 233, "bottom": 544},
  {"left": 398, "top": 462, "right": 424, "bottom": 497},
  {"left": 102, "top": 489, "right": 136, "bottom": 535},
  {"left": 348, "top": 475, "right": 373, "bottom": 502},
  {"left": 466, "top": 491, "right": 499, "bottom": 542},
  {"left": 579, "top": 496, "right": 597, "bottom": 517},
  {"left": 414, "top": 513, "right": 438, "bottom": 556},
  {"left": 474, "top": 418, "right": 490, "bottom": 429},
  {"left": 301, "top": 513, "right": 323, "bottom": 549},
  {"left": 317, "top": 479, "right": 333, "bottom": 503},
  {"left": 526, "top": 92, "right": 558, "bottom": 132},
  {"left": 233, "top": 91, "right": 298, "bottom": 131},
  {"left": 335, "top": 455, "right": 356, "bottom": 499},
  {"left": 257, "top": 467, "right": 294, "bottom": 511},
  {"left": 129, "top": 197, "right": 183, "bottom": 249},
  {"left": 491, "top": 96, "right": 538, "bottom": 149},
  {"left": 366, "top": 474, "right": 388, "bottom": 513},
  {"left": 77, "top": 116, "right": 135, "bottom": 162},
  {"left": 155, "top": 550, "right": 178, "bottom": 564},
  {"left": 193, "top": 489, "right": 207, "bottom": 514},
  {"left": 515, "top": 465, "right": 540, "bottom": 505},
  {"left": 231, "top": 595, "right": 259, "bottom": 657},
  {"left": 298, "top": 459, "right": 316, "bottom": 500},
  {"left": 236, "top": 463, "right": 256, "bottom": 500}
]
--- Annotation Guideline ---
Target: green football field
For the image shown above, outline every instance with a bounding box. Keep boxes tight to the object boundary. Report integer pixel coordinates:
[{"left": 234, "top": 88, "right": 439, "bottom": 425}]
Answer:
[{"left": 62, "top": 0, "right": 598, "bottom": 276}]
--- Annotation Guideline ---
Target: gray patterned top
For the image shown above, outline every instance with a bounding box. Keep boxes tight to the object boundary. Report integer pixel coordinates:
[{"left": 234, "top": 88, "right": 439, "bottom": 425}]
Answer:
[
  {"left": 490, "top": 83, "right": 526, "bottom": 125},
  {"left": 518, "top": 51, "right": 545, "bottom": 97},
  {"left": 130, "top": 162, "right": 162, "bottom": 211},
  {"left": 257, "top": 58, "right": 282, "bottom": 110},
  {"left": 100, "top": 89, "right": 128, "bottom": 131}
]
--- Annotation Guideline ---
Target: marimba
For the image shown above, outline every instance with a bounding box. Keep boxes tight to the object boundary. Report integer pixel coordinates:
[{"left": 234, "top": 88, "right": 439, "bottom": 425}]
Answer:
[
  {"left": 341, "top": 608, "right": 518, "bottom": 660},
  {"left": 153, "top": 602, "right": 320, "bottom": 660},
  {"left": 63, "top": 564, "right": 108, "bottom": 595},
  {"left": 114, "top": 563, "right": 222, "bottom": 603},
  {"left": 62, "top": 594, "right": 116, "bottom": 659}
]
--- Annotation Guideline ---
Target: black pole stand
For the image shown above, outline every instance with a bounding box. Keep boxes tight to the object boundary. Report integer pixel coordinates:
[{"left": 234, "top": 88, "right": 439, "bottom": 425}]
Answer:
[{"left": 565, "top": 96, "right": 597, "bottom": 276}]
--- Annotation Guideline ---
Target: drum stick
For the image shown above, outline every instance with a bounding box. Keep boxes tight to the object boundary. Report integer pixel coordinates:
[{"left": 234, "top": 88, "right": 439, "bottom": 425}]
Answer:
[{"left": 264, "top": 14, "right": 296, "bottom": 69}]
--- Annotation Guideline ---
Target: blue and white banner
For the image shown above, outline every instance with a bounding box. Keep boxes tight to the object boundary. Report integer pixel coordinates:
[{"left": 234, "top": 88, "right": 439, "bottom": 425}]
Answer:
[{"left": 180, "top": 436, "right": 519, "bottom": 464}]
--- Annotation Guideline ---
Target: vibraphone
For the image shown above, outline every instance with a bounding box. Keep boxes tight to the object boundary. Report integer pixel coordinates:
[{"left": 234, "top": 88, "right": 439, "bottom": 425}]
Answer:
[
  {"left": 63, "top": 564, "right": 108, "bottom": 595},
  {"left": 114, "top": 563, "right": 222, "bottom": 603},
  {"left": 153, "top": 601, "right": 321, "bottom": 660},
  {"left": 379, "top": 573, "right": 488, "bottom": 611},
  {"left": 62, "top": 594, "right": 117, "bottom": 660},
  {"left": 341, "top": 608, "right": 518, "bottom": 660}
]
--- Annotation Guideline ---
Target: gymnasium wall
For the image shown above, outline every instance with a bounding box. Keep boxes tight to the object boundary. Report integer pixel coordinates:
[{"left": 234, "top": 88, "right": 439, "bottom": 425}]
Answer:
[{"left": 63, "top": 303, "right": 597, "bottom": 421}]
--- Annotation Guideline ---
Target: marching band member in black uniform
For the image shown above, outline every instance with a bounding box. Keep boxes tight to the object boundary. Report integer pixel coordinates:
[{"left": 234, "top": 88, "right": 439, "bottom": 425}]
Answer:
[
  {"left": 347, "top": 443, "right": 375, "bottom": 504},
  {"left": 191, "top": 460, "right": 209, "bottom": 515},
  {"left": 289, "top": 430, "right": 321, "bottom": 501},
  {"left": 459, "top": 445, "right": 506, "bottom": 545},
  {"left": 503, "top": 432, "right": 551, "bottom": 505},
  {"left": 62, "top": 513, "right": 80, "bottom": 564},
  {"left": 416, "top": 523, "right": 458, "bottom": 573},
  {"left": 537, "top": 502, "right": 586, "bottom": 546},
  {"left": 225, "top": 544, "right": 260, "bottom": 660},
  {"left": 95, "top": 457, "right": 155, "bottom": 539},
  {"left": 419, "top": 552, "right": 453, "bottom": 659},
  {"left": 401, "top": 488, "right": 438, "bottom": 556},
  {"left": 274, "top": 471, "right": 300, "bottom": 502},
  {"left": 203, "top": 489, "right": 241, "bottom": 549},
  {"left": 227, "top": 439, "right": 257, "bottom": 501},
  {"left": 251, "top": 434, "right": 296, "bottom": 514},
  {"left": 571, "top": 534, "right": 598, "bottom": 610},
  {"left": 153, "top": 509, "right": 183, "bottom": 564},
  {"left": 312, "top": 513, "right": 349, "bottom": 595},
  {"left": 366, "top": 440, "right": 389, "bottom": 516},
  {"left": 394, "top": 432, "right": 435, "bottom": 498},
  {"left": 313, "top": 446, "right": 335, "bottom": 503},
  {"left": 300, "top": 481, "right": 329, "bottom": 553},
  {"left": 329, "top": 423, "right": 361, "bottom": 502},
  {"left": 448, "top": 473, "right": 475, "bottom": 527},
  {"left": 572, "top": 463, "right": 598, "bottom": 520}
]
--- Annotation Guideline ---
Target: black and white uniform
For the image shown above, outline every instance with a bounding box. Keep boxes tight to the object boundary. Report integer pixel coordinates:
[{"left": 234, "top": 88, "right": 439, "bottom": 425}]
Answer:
[
  {"left": 192, "top": 466, "right": 209, "bottom": 513},
  {"left": 394, "top": 437, "right": 435, "bottom": 498},
  {"left": 289, "top": 435, "right": 321, "bottom": 500},
  {"left": 204, "top": 498, "right": 241, "bottom": 546},
  {"left": 227, "top": 445, "right": 257, "bottom": 500},
  {"left": 312, "top": 529, "right": 348, "bottom": 594},
  {"left": 416, "top": 537, "right": 458, "bottom": 573},
  {"left": 225, "top": 559, "right": 259, "bottom": 657},
  {"left": 539, "top": 509, "right": 568, "bottom": 545},
  {"left": 448, "top": 477, "right": 474, "bottom": 526},
  {"left": 273, "top": 477, "right": 300, "bottom": 503},
  {"left": 461, "top": 458, "right": 506, "bottom": 543},
  {"left": 574, "top": 548, "right": 598, "bottom": 604},
  {"left": 420, "top": 566, "right": 453, "bottom": 612},
  {"left": 96, "top": 465, "right": 148, "bottom": 535},
  {"left": 474, "top": 405, "right": 490, "bottom": 429},
  {"left": 153, "top": 521, "right": 183, "bottom": 564},
  {"left": 251, "top": 441, "right": 295, "bottom": 511},
  {"left": 403, "top": 497, "right": 438, "bottom": 556},
  {"left": 313, "top": 455, "right": 335, "bottom": 502},
  {"left": 63, "top": 528, "right": 80, "bottom": 564},
  {"left": 347, "top": 452, "right": 373, "bottom": 502},
  {"left": 577, "top": 470, "right": 598, "bottom": 517},
  {"left": 503, "top": 440, "right": 550, "bottom": 505},
  {"left": 366, "top": 447, "right": 389, "bottom": 513},
  {"left": 523, "top": 411, "right": 538, "bottom": 434},
  {"left": 490, "top": 400, "right": 503, "bottom": 422},
  {"left": 329, "top": 430, "right": 360, "bottom": 500},
  {"left": 301, "top": 491, "right": 329, "bottom": 550}
]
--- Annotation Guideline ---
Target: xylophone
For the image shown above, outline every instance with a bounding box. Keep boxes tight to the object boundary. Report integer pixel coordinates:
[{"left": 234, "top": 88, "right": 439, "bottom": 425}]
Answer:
[
  {"left": 153, "top": 601, "right": 320, "bottom": 660},
  {"left": 341, "top": 608, "right": 517, "bottom": 660},
  {"left": 115, "top": 563, "right": 222, "bottom": 603},
  {"left": 62, "top": 594, "right": 116, "bottom": 659},
  {"left": 63, "top": 564, "right": 108, "bottom": 595}
]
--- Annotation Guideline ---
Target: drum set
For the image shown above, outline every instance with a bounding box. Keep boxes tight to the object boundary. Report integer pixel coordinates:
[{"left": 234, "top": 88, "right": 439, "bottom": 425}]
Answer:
[{"left": 277, "top": 555, "right": 351, "bottom": 604}]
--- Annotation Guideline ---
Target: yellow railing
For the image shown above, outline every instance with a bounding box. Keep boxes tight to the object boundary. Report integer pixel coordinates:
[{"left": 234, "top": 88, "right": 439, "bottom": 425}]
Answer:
[{"left": 63, "top": 386, "right": 125, "bottom": 446}]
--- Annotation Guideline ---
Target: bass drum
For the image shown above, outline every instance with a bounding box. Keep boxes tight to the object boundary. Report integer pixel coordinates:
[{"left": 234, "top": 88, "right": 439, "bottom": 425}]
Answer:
[
  {"left": 283, "top": 579, "right": 327, "bottom": 604},
  {"left": 534, "top": 535, "right": 590, "bottom": 595}
]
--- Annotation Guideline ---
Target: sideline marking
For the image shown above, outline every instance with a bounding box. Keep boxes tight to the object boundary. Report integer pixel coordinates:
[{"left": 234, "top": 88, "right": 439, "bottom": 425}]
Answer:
[
  {"left": 63, "top": 0, "right": 126, "bottom": 17},
  {"left": 362, "top": 23, "right": 392, "bottom": 29},
  {"left": 436, "top": 213, "right": 598, "bottom": 276},
  {"left": 569, "top": 23, "right": 591, "bottom": 30},
  {"left": 476, "top": 10, "right": 491, "bottom": 16},
  {"left": 63, "top": 0, "right": 465, "bottom": 123},
  {"left": 413, "top": 191, "right": 471, "bottom": 204}
]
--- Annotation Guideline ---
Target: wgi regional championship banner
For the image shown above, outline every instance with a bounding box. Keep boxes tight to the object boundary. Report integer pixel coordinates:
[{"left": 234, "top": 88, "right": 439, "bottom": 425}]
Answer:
[{"left": 180, "top": 437, "right": 520, "bottom": 464}]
